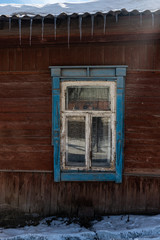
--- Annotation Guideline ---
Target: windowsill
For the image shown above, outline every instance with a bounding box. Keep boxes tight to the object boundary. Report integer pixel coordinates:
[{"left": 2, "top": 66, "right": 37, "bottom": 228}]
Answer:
[{"left": 60, "top": 171, "right": 120, "bottom": 182}]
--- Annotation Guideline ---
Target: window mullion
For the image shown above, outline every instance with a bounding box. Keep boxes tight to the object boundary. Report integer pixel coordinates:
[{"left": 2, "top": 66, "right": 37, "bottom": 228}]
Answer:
[
  {"left": 61, "top": 113, "right": 66, "bottom": 169},
  {"left": 111, "top": 113, "right": 116, "bottom": 164},
  {"left": 86, "top": 113, "right": 91, "bottom": 170}
]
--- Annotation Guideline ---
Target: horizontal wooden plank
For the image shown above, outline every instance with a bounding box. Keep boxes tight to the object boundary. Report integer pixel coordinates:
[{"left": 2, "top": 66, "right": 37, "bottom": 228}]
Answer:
[
  {"left": 0, "top": 137, "right": 51, "bottom": 145},
  {"left": 126, "top": 78, "right": 160, "bottom": 85},
  {"left": 0, "top": 145, "right": 52, "bottom": 152},
  {"left": 125, "top": 132, "right": 160, "bottom": 140},
  {"left": 0, "top": 121, "right": 51, "bottom": 130},
  {"left": 125, "top": 117, "right": 160, "bottom": 124},
  {"left": 125, "top": 113, "right": 160, "bottom": 121},
  {"left": 126, "top": 96, "right": 160, "bottom": 103},
  {"left": 125, "top": 104, "right": 160, "bottom": 112},
  {"left": 0, "top": 72, "right": 50, "bottom": 83},
  {"left": 125, "top": 119, "right": 160, "bottom": 128},
  {"left": 0, "top": 89, "right": 51, "bottom": 98},
  {"left": 125, "top": 143, "right": 160, "bottom": 149},
  {"left": 126, "top": 84, "right": 160, "bottom": 91},
  {"left": 125, "top": 138, "right": 159, "bottom": 145},
  {"left": 0, "top": 81, "right": 51, "bottom": 89},
  {"left": 125, "top": 147, "right": 160, "bottom": 163},
  {"left": 0, "top": 98, "right": 51, "bottom": 113},
  {"left": 0, "top": 82, "right": 51, "bottom": 89},
  {"left": 125, "top": 161, "right": 160, "bottom": 169},
  {"left": 0, "top": 151, "right": 53, "bottom": 162},
  {"left": 125, "top": 145, "right": 160, "bottom": 152},
  {"left": 127, "top": 70, "right": 160, "bottom": 77},
  {"left": 0, "top": 31, "right": 160, "bottom": 47},
  {"left": 125, "top": 127, "right": 160, "bottom": 135},
  {"left": 0, "top": 129, "right": 50, "bottom": 137},
  {"left": 126, "top": 101, "right": 160, "bottom": 107},
  {"left": 126, "top": 88, "right": 160, "bottom": 97},
  {"left": 126, "top": 82, "right": 160, "bottom": 89},
  {"left": 127, "top": 106, "right": 159, "bottom": 115},
  {"left": 124, "top": 168, "right": 160, "bottom": 176},
  {"left": 0, "top": 113, "right": 51, "bottom": 121},
  {"left": 0, "top": 152, "right": 53, "bottom": 171},
  {"left": 125, "top": 151, "right": 160, "bottom": 160}
]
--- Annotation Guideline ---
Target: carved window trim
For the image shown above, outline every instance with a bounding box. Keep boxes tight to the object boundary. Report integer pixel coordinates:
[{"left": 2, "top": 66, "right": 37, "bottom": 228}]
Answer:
[{"left": 50, "top": 66, "right": 127, "bottom": 182}]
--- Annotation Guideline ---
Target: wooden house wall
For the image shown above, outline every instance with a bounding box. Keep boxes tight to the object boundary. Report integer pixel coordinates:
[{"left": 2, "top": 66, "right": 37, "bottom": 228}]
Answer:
[{"left": 0, "top": 17, "right": 160, "bottom": 215}]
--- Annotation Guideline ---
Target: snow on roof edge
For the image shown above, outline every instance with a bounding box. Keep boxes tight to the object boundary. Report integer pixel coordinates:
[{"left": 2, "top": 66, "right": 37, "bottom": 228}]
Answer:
[
  {"left": 1, "top": 10, "right": 160, "bottom": 19},
  {"left": 0, "top": 1, "right": 160, "bottom": 18}
]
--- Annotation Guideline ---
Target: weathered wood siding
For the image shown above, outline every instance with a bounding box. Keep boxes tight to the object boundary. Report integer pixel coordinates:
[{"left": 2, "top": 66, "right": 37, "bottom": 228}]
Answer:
[
  {"left": 0, "top": 172, "right": 160, "bottom": 215},
  {"left": 0, "top": 17, "right": 160, "bottom": 214}
]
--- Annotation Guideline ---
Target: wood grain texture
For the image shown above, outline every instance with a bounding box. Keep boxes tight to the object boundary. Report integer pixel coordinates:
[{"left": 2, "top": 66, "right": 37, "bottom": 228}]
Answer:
[
  {"left": 0, "top": 152, "right": 53, "bottom": 170},
  {"left": 0, "top": 45, "right": 159, "bottom": 172},
  {"left": 0, "top": 98, "right": 51, "bottom": 113},
  {"left": 0, "top": 172, "right": 160, "bottom": 215},
  {"left": 0, "top": 24, "right": 159, "bottom": 215},
  {"left": 125, "top": 70, "right": 160, "bottom": 170}
]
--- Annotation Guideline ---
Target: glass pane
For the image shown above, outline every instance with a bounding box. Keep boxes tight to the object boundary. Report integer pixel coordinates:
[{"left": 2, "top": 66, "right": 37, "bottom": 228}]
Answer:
[
  {"left": 66, "top": 117, "right": 85, "bottom": 167},
  {"left": 66, "top": 86, "right": 110, "bottom": 111},
  {"left": 91, "top": 117, "right": 111, "bottom": 167}
]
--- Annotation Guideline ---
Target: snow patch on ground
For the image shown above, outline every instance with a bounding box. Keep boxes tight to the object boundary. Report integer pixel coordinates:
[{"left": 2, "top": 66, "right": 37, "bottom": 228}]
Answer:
[{"left": 1, "top": 215, "right": 160, "bottom": 239}]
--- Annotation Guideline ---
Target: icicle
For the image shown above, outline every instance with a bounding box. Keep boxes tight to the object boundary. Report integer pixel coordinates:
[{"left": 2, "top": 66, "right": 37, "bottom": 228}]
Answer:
[
  {"left": 19, "top": 18, "right": 22, "bottom": 46},
  {"left": 42, "top": 17, "right": 44, "bottom": 41},
  {"left": 54, "top": 16, "right": 57, "bottom": 40},
  {"left": 9, "top": 17, "right": 11, "bottom": 31},
  {"left": 67, "top": 16, "right": 70, "bottom": 48},
  {"left": 103, "top": 14, "right": 106, "bottom": 34},
  {"left": 152, "top": 13, "right": 154, "bottom": 28},
  {"left": 91, "top": 15, "right": 94, "bottom": 36},
  {"left": 129, "top": 12, "right": 131, "bottom": 21},
  {"left": 79, "top": 15, "right": 82, "bottom": 40},
  {"left": 140, "top": 13, "right": 142, "bottom": 26},
  {"left": 29, "top": 18, "right": 33, "bottom": 46},
  {"left": 115, "top": 13, "right": 118, "bottom": 23}
]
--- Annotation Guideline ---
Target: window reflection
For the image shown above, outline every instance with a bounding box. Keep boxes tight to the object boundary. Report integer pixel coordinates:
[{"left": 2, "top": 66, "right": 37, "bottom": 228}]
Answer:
[
  {"left": 66, "top": 87, "right": 110, "bottom": 111},
  {"left": 91, "top": 117, "right": 111, "bottom": 167},
  {"left": 66, "top": 117, "right": 85, "bottom": 167}
]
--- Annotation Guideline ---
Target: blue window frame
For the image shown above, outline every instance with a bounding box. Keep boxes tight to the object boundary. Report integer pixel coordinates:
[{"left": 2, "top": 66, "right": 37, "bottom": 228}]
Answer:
[{"left": 50, "top": 66, "right": 127, "bottom": 183}]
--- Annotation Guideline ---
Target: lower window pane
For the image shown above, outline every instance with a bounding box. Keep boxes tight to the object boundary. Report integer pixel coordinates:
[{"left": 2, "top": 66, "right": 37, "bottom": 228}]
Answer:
[
  {"left": 66, "top": 117, "right": 85, "bottom": 167},
  {"left": 91, "top": 117, "right": 111, "bottom": 167}
]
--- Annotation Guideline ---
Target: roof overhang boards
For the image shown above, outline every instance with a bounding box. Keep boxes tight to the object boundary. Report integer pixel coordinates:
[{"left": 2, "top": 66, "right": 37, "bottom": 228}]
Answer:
[{"left": 0, "top": 10, "right": 159, "bottom": 46}]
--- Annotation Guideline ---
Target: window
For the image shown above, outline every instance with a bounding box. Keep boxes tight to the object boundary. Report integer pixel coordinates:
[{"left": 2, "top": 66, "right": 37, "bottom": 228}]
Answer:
[
  {"left": 50, "top": 66, "right": 127, "bottom": 182},
  {"left": 61, "top": 82, "right": 116, "bottom": 171}
]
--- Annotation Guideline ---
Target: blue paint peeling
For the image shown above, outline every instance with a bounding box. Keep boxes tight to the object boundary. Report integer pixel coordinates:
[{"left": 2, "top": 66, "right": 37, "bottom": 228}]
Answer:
[
  {"left": 52, "top": 76, "right": 60, "bottom": 182},
  {"left": 51, "top": 66, "right": 127, "bottom": 183}
]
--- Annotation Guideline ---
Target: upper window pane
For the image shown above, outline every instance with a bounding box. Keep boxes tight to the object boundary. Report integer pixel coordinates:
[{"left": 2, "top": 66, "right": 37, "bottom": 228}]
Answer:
[{"left": 66, "top": 86, "right": 110, "bottom": 111}]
